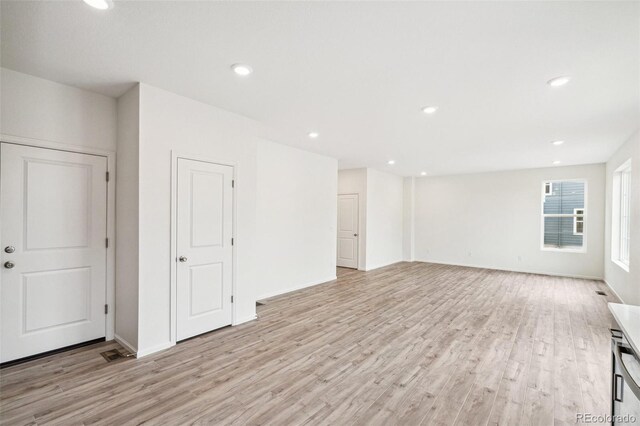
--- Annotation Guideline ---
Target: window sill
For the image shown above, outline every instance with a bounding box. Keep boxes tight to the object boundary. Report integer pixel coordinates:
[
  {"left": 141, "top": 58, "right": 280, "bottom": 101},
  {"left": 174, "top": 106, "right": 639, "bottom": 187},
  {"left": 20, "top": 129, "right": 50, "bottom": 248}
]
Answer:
[
  {"left": 612, "top": 259, "right": 630, "bottom": 273},
  {"left": 541, "top": 247, "right": 586, "bottom": 254}
]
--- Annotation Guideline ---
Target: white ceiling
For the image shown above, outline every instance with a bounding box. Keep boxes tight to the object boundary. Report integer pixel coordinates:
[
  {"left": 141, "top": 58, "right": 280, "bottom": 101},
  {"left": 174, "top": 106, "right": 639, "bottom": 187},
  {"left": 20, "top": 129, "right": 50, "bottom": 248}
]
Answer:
[{"left": 2, "top": 1, "right": 638, "bottom": 176}]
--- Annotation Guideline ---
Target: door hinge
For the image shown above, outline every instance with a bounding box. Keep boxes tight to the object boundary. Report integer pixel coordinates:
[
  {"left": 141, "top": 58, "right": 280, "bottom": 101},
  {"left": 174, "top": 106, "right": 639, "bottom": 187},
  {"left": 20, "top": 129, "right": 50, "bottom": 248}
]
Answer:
[
  {"left": 106, "top": 171, "right": 110, "bottom": 182},
  {"left": 104, "top": 304, "right": 109, "bottom": 315},
  {"left": 231, "top": 237, "right": 234, "bottom": 246},
  {"left": 231, "top": 295, "right": 234, "bottom": 303},
  {"left": 232, "top": 180, "right": 235, "bottom": 188},
  {"left": 105, "top": 238, "right": 109, "bottom": 248}
]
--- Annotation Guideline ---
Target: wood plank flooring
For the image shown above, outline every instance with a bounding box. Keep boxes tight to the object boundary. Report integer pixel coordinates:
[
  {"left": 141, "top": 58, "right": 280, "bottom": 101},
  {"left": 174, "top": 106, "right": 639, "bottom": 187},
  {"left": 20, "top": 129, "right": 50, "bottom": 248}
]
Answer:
[{"left": 0, "top": 262, "right": 619, "bottom": 425}]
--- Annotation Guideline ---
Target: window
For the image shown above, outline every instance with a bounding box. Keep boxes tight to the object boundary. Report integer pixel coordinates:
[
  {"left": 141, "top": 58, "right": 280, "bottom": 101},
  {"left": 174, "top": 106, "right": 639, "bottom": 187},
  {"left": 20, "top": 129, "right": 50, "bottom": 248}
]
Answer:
[
  {"left": 573, "top": 208, "right": 584, "bottom": 235},
  {"left": 541, "top": 180, "right": 586, "bottom": 251},
  {"left": 612, "top": 160, "right": 632, "bottom": 270}
]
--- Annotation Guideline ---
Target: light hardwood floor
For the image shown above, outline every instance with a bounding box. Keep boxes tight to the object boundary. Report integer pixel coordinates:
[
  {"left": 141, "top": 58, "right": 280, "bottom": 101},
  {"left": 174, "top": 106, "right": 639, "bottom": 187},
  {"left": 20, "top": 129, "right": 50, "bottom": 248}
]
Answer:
[{"left": 0, "top": 262, "right": 618, "bottom": 425}]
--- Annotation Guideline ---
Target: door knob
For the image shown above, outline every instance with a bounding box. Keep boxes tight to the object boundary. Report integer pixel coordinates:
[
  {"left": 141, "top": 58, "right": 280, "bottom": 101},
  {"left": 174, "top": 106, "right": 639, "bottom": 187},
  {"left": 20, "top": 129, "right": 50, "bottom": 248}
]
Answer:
[
  {"left": 353, "top": 233, "right": 358, "bottom": 237},
  {"left": 4, "top": 246, "right": 15, "bottom": 254},
  {"left": 4, "top": 261, "right": 15, "bottom": 269},
  {"left": 178, "top": 256, "right": 188, "bottom": 262}
]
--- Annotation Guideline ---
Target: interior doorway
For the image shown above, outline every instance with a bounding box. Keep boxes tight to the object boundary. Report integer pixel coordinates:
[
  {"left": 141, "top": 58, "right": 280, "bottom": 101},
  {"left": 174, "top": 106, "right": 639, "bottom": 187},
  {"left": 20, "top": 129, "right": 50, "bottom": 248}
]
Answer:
[{"left": 337, "top": 194, "right": 359, "bottom": 269}]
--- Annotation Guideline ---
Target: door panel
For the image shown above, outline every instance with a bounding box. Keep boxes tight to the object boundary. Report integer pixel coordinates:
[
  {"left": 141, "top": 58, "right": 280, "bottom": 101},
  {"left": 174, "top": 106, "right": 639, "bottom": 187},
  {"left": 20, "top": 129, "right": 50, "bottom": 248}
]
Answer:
[
  {"left": 177, "top": 159, "right": 233, "bottom": 341},
  {"left": 25, "top": 160, "right": 91, "bottom": 250},
  {"left": 23, "top": 267, "right": 91, "bottom": 333},
  {"left": 338, "top": 199, "right": 355, "bottom": 231},
  {"left": 189, "top": 263, "right": 224, "bottom": 317},
  {"left": 1, "top": 143, "right": 107, "bottom": 362},
  {"left": 337, "top": 194, "right": 359, "bottom": 269},
  {"left": 338, "top": 239, "right": 356, "bottom": 261},
  {"left": 190, "top": 172, "right": 224, "bottom": 248}
]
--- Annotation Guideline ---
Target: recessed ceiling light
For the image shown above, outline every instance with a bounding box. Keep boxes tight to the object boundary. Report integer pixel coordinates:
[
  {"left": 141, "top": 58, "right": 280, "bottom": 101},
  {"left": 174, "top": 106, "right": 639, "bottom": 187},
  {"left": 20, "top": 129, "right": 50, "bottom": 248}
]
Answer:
[
  {"left": 420, "top": 172, "right": 427, "bottom": 176},
  {"left": 388, "top": 160, "right": 395, "bottom": 165},
  {"left": 82, "top": 0, "right": 112, "bottom": 9},
  {"left": 553, "top": 160, "right": 562, "bottom": 165},
  {"left": 551, "top": 140, "right": 565, "bottom": 146},
  {"left": 308, "top": 132, "right": 319, "bottom": 139},
  {"left": 547, "top": 76, "right": 570, "bottom": 87},
  {"left": 422, "top": 106, "right": 439, "bottom": 114},
  {"left": 231, "top": 64, "right": 253, "bottom": 76}
]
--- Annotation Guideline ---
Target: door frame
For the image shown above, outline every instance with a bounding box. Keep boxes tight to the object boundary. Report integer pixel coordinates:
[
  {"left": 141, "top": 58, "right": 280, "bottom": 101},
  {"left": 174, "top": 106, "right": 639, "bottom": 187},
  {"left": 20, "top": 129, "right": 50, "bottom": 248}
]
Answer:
[
  {"left": 170, "top": 151, "right": 237, "bottom": 346},
  {"left": 0, "top": 133, "right": 117, "bottom": 342},
  {"left": 337, "top": 193, "right": 360, "bottom": 269}
]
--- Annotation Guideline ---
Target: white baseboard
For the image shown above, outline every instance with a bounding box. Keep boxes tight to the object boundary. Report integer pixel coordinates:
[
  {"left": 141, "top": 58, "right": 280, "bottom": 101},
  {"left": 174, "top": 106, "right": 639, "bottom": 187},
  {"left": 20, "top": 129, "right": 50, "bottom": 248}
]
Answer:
[
  {"left": 136, "top": 341, "right": 174, "bottom": 358},
  {"left": 114, "top": 334, "right": 138, "bottom": 355},
  {"left": 257, "top": 275, "right": 337, "bottom": 301},
  {"left": 234, "top": 314, "right": 258, "bottom": 325},
  {"left": 604, "top": 279, "right": 625, "bottom": 303},
  {"left": 364, "top": 260, "right": 403, "bottom": 272},
  {"left": 415, "top": 259, "right": 604, "bottom": 281}
]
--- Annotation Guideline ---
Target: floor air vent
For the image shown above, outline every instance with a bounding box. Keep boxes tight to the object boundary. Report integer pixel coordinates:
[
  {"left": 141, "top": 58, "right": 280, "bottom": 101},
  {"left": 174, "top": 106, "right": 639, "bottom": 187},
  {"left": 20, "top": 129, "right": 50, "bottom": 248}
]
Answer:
[
  {"left": 100, "top": 349, "right": 133, "bottom": 362},
  {"left": 596, "top": 290, "right": 607, "bottom": 296}
]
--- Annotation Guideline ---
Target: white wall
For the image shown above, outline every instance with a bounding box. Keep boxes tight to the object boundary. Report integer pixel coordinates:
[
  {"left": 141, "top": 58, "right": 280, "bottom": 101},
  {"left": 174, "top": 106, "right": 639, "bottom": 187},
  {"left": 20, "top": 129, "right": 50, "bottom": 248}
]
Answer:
[
  {"left": 403, "top": 177, "right": 415, "bottom": 261},
  {"left": 337, "top": 168, "right": 368, "bottom": 270},
  {"left": 605, "top": 130, "right": 640, "bottom": 304},
  {"left": 133, "top": 84, "right": 339, "bottom": 355},
  {"left": 1, "top": 72, "right": 339, "bottom": 355},
  {"left": 114, "top": 85, "right": 140, "bottom": 352},
  {"left": 1, "top": 68, "right": 116, "bottom": 151},
  {"left": 136, "top": 84, "right": 259, "bottom": 353},
  {"left": 365, "top": 168, "right": 405, "bottom": 270},
  {"left": 413, "top": 164, "right": 606, "bottom": 279},
  {"left": 337, "top": 168, "right": 404, "bottom": 271},
  {"left": 255, "top": 140, "right": 338, "bottom": 300}
]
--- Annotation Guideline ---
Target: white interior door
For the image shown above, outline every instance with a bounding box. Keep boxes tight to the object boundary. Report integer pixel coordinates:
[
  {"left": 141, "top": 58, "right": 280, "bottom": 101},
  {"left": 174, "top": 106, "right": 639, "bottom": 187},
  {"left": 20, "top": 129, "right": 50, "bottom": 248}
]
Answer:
[
  {"left": 337, "top": 194, "right": 359, "bottom": 269},
  {"left": 176, "top": 158, "right": 233, "bottom": 341},
  {"left": 1, "top": 143, "right": 108, "bottom": 363}
]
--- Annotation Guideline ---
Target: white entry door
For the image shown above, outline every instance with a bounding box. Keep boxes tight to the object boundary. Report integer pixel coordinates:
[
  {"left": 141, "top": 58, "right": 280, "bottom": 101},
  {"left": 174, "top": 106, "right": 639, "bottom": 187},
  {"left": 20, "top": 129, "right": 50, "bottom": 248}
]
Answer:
[
  {"left": 1, "top": 143, "right": 108, "bottom": 363},
  {"left": 176, "top": 158, "right": 233, "bottom": 341},
  {"left": 337, "top": 194, "right": 359, "bottom": 269}
]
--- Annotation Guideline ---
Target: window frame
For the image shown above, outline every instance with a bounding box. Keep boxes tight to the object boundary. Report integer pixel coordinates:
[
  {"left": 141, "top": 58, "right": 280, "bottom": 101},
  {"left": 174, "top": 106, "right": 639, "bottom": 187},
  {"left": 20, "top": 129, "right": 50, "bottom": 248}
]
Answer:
[
  {"left": 612, "top": 159, "right": 632, "bottom": 272},
  {"left": 573, "top": 208, "right": 584, "bottom": 236},
  {"left": 540, "top": 179, "right": 588, "bottom": 253}
]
